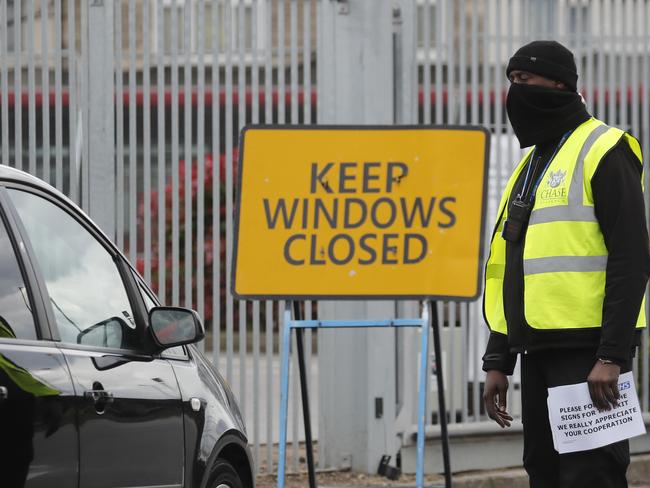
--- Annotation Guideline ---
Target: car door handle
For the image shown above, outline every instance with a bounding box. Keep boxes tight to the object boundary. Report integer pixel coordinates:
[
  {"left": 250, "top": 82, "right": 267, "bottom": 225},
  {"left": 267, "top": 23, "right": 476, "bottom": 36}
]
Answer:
[
  {"left": 84, "top": 389, "right": 114, "bottom": 403},
  {"left": 0, "top": 386, "right": 7, "bottom": 403},
  {"left": 84, "top": 381, "right": 114, "bottom": 413}
]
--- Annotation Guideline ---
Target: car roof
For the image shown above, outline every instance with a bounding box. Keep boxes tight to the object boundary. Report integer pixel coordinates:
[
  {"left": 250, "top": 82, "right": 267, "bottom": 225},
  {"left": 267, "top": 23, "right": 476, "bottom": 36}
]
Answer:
[
  {"left": 0, "top": 165, "right": 115, "bottom": 249},
  {"left": 1, "top": 164, "right": 61, "bottom": 186},
  {"left": 0, "top": 164, "right": 81, "bottom": 208}
]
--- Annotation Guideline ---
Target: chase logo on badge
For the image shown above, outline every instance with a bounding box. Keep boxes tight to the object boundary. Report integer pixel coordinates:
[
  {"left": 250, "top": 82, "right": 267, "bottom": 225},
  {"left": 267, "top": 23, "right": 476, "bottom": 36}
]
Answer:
[
  {"left": 548, "top": 170, "right": 567, "bottom": 188},
  {"left": 540, "top": 169, "right": 568, "bottom": 201}
]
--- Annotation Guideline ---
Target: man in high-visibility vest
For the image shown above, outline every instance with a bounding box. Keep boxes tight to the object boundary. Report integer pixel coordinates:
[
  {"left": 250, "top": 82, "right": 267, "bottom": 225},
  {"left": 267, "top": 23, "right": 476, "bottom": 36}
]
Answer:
[{"left": 482, "top": 40, "right": 650, "bottom": 487}]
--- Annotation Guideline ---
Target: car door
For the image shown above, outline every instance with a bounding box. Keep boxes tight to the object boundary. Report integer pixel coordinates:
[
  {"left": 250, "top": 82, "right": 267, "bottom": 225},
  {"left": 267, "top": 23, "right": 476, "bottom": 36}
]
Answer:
[
  {"left": 0, "top": 189, "right": 77, "bottom": 488},
  {"left": 5, "top": 186, "right": 185, "bottom": 488}
]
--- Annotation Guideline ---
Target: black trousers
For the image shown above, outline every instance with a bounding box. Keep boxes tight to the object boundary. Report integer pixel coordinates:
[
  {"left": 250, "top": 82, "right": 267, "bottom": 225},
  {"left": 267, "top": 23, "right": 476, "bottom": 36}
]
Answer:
[{"left": 521, "top": 348, "right": 630, "bottom": 488}]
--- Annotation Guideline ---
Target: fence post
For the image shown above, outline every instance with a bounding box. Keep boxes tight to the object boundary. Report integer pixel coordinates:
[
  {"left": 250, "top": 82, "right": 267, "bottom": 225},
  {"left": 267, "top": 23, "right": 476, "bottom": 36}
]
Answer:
[
  {"left": 317, "top": 0, "right": 400, "bottom": 474},
  {"left": 392, "top": 0, "right": 419, "bottom": 436},
  {"left": 84, "top": 0, "right": 115, "bottom": 240}
]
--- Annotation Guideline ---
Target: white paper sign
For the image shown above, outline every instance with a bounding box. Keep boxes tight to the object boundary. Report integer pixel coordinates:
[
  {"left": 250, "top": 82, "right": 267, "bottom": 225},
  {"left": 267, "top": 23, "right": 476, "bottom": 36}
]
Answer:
[{"left": 547, "top": 372, "right": 646, "bottom": 454}]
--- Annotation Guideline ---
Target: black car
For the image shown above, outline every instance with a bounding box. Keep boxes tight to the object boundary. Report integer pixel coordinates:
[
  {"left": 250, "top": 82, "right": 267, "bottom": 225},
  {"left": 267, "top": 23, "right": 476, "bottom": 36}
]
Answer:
[{"left": 0, "top": 166, "right": 254, "bottom": 488}]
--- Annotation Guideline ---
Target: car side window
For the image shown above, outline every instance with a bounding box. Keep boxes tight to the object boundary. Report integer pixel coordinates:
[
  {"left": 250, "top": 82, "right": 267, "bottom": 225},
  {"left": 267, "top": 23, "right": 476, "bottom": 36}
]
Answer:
[
  {"left": 8, "top": 189, "right": 139, "bottom": 350},
  {"left": 0, "top": 210, "right": 37, "bottom": 340},
  {"left": 138, "top": 281, "right": 158, "bottom": 311}
]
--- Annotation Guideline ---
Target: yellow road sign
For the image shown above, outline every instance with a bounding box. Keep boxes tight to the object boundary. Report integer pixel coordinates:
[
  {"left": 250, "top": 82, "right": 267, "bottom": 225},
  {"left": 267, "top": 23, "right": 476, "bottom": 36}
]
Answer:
[{"left": 233, "top": 126, "right": 489, "bottom": 300}]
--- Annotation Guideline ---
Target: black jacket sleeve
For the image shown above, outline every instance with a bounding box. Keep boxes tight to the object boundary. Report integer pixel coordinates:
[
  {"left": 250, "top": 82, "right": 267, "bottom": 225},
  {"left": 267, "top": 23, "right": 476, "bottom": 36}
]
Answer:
[
  {"left": 591, "top": 138, "right": 650, "bottom": 364},
  {"left": 482, "top": 332, "right": 517, "bottom": 375}
]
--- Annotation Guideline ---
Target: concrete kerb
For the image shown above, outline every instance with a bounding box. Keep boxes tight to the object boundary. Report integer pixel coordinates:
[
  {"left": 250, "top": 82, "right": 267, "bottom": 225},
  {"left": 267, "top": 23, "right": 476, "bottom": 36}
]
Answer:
[
  {"left": 448, "top": 453, "right": 650, "bottom": 488},
  {"left": 400, "top": 416, "right": 650, "bottom": 475}
]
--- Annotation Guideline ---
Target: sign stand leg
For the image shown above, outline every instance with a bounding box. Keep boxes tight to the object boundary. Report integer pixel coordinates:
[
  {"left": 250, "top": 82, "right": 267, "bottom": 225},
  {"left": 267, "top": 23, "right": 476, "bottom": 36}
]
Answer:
[
  {"left": 415, "top": 302, "right": 430, "bottom": 488},
  {"left": 293, "top": 302, "right": 317, "bottom": 488},
  {"left": 276, "top": 303, "right": 452, "bottom": 488},
  {"left": 431, "top": 301, "right": 452, "bottom": 487},
  {"left": 277, "top": 304, "right": 293, "bottom": 488}
]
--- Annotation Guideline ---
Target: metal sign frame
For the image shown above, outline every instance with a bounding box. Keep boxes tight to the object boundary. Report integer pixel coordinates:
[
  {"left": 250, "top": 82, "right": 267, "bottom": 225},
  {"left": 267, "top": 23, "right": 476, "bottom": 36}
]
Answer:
[{"left": 277, "top": 301, "right": 452, "bottom": 488}]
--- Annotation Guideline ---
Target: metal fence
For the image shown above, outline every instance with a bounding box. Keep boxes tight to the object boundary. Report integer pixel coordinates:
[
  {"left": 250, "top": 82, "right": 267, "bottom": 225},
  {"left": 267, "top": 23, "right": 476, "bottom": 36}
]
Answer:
[
  {"left": 412, "top": 0, "right": 650, "bottom": 429},
  {"left": 0, "top": 0, "right": 649, "bottom": 476}
]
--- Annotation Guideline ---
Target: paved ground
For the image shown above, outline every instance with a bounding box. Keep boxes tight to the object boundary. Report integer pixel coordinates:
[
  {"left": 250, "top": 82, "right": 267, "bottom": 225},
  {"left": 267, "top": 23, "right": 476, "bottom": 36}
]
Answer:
[
  {"left": 255, "top": 453, "right": 650, "bottom": 488},
  {"left": 208, "top": 350, "right": 650, "bottom": 487}
]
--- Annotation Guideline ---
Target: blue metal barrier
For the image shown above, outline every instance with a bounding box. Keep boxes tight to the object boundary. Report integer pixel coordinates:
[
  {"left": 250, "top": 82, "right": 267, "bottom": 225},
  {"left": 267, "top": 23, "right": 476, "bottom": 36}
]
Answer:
[{"left": 277, "top": 301, "right": 433, "bottom": 488}]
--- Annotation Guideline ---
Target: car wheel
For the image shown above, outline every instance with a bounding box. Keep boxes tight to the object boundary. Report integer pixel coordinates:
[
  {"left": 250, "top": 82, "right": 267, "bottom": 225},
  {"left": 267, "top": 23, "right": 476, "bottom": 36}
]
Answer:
[{"left": 209, "top": 459, "right": 244, "bottom": 488}]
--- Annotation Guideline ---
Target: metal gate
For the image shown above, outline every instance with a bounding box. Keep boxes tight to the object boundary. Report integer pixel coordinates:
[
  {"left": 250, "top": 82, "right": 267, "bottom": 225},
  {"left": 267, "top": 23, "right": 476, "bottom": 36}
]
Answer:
[{"left": 1, "top": 0, "right": 649, "bottom": 477}]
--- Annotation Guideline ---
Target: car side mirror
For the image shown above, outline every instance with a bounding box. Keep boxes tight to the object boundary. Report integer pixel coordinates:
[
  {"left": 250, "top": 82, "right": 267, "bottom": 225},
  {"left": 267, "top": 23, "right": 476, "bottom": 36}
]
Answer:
[{"left": 149, "top": 307, "right": 205, "bottom": 349}]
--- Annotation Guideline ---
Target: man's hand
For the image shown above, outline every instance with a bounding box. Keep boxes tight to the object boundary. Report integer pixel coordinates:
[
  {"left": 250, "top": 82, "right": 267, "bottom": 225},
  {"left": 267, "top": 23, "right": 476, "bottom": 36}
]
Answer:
[
  {"left": 587, "top": 361, "right": 621, "bottom": 411},
  {"left": 483, "top": 370, "right": 513, "bottom": 428}
]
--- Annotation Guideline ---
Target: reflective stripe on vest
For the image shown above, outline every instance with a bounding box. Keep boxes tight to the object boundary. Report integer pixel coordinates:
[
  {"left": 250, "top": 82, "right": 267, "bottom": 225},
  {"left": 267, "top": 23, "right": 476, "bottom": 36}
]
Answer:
[
  {"left": 524, "top": 255, "right": 608, "bottom": 275},
  {"left": 526, "top": 123, "right": 608, "bottom": 227},
  {"left": 483, "top": 117, "right": 647, "bottom": 334}
]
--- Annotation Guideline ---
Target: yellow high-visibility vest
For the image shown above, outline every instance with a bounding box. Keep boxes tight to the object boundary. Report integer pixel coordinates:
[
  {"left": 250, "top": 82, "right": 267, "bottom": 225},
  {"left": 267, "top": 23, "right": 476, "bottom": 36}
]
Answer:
[{"left": 484, "top": 117, "right": 647, "bottom": 335}]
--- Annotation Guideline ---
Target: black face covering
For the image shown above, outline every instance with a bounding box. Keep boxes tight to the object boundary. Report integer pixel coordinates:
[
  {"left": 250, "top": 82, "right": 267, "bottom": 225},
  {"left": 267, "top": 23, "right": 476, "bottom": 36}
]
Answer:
[{"left": 506, "top": 83, "right": 590, "bottom": 148}]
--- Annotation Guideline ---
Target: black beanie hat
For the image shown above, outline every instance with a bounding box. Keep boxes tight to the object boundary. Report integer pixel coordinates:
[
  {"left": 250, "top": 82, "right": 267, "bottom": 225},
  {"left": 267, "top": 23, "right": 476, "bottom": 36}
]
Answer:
[{"left": 506, "top": 40, "right": 578, "bottom": 92}]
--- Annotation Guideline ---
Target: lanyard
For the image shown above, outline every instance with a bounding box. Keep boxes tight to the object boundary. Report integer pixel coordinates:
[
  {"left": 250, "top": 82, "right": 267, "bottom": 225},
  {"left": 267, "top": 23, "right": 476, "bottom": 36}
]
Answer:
[{"left": 517, "top": 130, "right": 572, "bottom": 203}]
